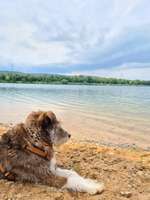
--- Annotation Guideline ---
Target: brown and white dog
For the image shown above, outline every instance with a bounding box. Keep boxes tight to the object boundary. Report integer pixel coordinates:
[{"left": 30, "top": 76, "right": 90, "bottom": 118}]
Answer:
[{"left": 0, "top": 111, "right": 104, "bottom": 194}]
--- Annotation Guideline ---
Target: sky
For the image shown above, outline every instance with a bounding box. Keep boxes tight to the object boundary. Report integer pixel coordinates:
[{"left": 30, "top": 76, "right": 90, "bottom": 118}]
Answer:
[{"left": 0, "top": 0, "right": 150, "bottom": 80}]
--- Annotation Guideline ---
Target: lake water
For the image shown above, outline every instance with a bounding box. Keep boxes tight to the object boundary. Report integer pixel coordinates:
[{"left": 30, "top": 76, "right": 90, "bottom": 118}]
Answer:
[{"left": 0, "top": 83, "right": 150, "bottom": 148}]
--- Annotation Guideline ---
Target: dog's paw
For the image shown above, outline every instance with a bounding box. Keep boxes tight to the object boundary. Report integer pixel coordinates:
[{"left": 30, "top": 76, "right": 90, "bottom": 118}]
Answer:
[
  {"left": 86, "top": 180, "right": 105, "bottom": 195},
  {"left": 62, "top": 174, "right": 104, "bottom": 195}
]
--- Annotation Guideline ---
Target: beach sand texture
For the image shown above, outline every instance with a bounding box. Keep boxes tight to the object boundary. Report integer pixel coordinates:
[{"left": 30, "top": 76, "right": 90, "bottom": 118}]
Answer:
[{"left": 0, "top": 125, "right": 150, "bottom": 200}]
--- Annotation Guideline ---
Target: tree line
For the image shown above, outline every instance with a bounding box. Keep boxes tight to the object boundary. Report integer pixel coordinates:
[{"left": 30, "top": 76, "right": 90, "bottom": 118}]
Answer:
[{"left": 0, "top": 71, "right": 150, "bottom": 85}]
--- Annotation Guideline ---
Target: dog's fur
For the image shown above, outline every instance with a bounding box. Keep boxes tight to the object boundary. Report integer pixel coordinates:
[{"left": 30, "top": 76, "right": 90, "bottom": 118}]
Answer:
[{"left": 0, "top": 111, "right": 104, "bottom": 194}]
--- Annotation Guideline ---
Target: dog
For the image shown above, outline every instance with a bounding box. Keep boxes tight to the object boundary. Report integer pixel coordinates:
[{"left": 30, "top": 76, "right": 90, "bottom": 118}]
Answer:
[{"left": 0, "top": 111, "right": 104, "bottom": 194}]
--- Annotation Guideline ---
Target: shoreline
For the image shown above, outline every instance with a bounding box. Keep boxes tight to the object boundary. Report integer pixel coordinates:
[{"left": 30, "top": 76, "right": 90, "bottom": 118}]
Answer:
[
  {"left": 0, "top": 83, "right": 150, "bottom": 151},
  {"left": 1, "top": 81, "right": 150, "bottom": 87},
  {"left": 0, "top": 123, "right": 150, "bottom": 151},
  {"left": 0, "top": 123, "right": 149, "bottom": 166}
]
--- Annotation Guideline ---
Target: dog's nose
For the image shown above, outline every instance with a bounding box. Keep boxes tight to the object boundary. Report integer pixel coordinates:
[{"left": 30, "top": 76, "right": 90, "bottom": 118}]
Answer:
[{"left": 68, "top": 134, "right": 71, "bottom": 138}]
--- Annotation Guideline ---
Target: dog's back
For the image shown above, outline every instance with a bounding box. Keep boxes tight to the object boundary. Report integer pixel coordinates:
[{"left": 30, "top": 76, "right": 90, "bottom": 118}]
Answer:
[
  {"left": 0, "top": 124, "right": 33, "bottom": 181},
  {"left": 0, "top": 122, "right": 66, "bottom": 187}
]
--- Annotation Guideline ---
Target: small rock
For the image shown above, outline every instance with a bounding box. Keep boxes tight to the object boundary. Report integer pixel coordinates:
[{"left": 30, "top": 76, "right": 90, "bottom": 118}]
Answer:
[
  {"left": 120, "top": 191, "right": 132, "bottom": 198},
  {"left": 15, "top": 193, "right": 23, "bottom": 199},
  {"left": 127, "top": 184, "right": 132, "bottom": 189},
  {"left": 137, "top": 171, "right": 143, "bottom": 176}
]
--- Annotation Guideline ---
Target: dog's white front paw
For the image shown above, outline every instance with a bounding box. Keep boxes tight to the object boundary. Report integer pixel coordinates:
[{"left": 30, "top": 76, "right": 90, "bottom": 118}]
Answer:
[
  {"left": 63, "top": 174, "right": 104, "bottom": 195},
  {"left": 86, "top": 180, "right": 105, "bottom": 195}
]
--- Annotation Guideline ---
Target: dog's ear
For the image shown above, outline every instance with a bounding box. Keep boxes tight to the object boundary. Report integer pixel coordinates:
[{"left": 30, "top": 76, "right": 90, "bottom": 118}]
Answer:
[
  {"left": 25, "top": 111, "right": 57, "bottom": 129},
  {"left": 38, "top": 111, "right": 57, "bottom": 129},
  {"left": 25, "top": 111, "right": 43, "bottom": 127}
]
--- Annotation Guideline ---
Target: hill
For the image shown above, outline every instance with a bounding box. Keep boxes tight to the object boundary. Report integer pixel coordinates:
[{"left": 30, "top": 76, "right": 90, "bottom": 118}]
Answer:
[{"left": 0, "top": 71, "right": 150, "bottom": 85}]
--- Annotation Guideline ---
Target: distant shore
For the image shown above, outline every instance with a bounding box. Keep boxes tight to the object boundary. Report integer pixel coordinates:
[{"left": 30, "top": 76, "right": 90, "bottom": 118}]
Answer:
[{"left": 0, "top": 71, "right": 150, "bottom": 85}]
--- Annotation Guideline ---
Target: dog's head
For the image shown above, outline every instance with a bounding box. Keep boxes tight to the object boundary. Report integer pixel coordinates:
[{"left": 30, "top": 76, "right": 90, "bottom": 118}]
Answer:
[{"left": 25, "top": 111, "right": 71, "bottom": 146}]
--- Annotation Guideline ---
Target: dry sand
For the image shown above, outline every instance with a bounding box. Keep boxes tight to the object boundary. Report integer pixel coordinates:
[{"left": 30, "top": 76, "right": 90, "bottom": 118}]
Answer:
[{"left": 0, "top": 125, "right": 150, "bottom": 200}]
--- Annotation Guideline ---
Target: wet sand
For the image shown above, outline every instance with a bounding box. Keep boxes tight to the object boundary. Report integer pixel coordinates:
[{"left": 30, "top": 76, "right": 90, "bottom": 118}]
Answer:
[{"left": 57, "top": 111, "right": 150, "bottom": 150}]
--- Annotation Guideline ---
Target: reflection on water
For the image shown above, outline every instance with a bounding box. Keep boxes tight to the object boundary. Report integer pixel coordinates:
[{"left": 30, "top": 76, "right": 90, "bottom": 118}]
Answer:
[{"left": 0, "top": 83, "right": 150, "bottom": 148}]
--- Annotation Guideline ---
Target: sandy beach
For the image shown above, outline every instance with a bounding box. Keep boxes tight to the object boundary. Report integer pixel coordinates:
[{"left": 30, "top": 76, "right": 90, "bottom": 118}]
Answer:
[{"left": 0, "top": 124, "right": 150, "bottom": 200}]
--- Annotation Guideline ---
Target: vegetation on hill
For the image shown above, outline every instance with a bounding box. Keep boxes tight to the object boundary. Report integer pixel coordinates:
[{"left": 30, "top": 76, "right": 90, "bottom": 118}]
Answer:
[{"left": 0, "top": 71, "right": 150, "bottom": 85}]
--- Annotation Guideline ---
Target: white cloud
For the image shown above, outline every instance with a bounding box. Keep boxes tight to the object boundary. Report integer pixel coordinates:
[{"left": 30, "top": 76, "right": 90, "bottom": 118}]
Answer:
[{"left": 0, "top": 0, "right": 150, "bottom": 79}]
